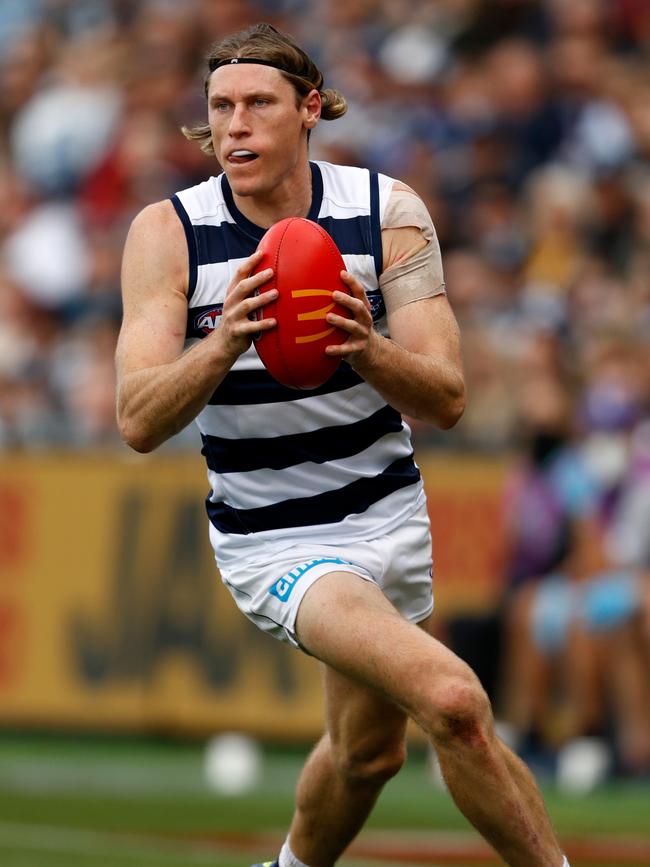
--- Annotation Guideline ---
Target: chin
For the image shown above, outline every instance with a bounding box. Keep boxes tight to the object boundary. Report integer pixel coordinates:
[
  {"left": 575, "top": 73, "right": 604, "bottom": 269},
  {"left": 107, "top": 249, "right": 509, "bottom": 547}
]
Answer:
[
  {"left": 228, "top": 180, "right": 256, "bottom": 197},
  {"left": 228, "top": 174, "right": 271, "bottom": 199}
]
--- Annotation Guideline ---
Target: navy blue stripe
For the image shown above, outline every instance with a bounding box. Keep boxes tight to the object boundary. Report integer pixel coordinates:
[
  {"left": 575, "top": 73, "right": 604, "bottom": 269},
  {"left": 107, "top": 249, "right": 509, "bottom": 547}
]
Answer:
[
  {"left": 201, "top": 404, "right": 403, "bottom": 473},
  {"left": 194, "top": 222, "right": 257, "bottom": 265},
  {"left": 369, "top": 171, "right": 383, "bottom": 278},
  {"left": 208, "top": 364, "right": 362, "bottom": 405},
  {"left": 316, "top": 215, "right": 372, "bottom": 257},
  {"left": 170, "top": 195, "right": 198, "bottom": 301},
  {"left": 307, "top": 162, "right": 324, "bottom": 223},
  {"left": 206, "top": 454, "right": 420, "bottom": 534},
  {"left": 192, "top": 215, "right": 374, "bottom": 265},
  {"left": 220, "top": 173, "right": 264, "bottom": 241},
  {"left": 220, "top": 162, "right": 324, "bottom": 241}
]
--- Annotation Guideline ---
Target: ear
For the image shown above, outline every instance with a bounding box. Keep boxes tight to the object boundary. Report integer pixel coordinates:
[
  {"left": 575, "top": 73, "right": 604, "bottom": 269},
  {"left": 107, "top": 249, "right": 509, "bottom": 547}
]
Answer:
[{"left": 302, "top": 89, "right": 321, "bottom": 129}]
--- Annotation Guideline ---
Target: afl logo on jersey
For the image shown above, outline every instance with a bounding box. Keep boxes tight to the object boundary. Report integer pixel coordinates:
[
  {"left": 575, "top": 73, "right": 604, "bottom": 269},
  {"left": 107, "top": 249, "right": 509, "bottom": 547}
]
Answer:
[{"left": 194, "top": 306, "right": 223, "bottom": 334}]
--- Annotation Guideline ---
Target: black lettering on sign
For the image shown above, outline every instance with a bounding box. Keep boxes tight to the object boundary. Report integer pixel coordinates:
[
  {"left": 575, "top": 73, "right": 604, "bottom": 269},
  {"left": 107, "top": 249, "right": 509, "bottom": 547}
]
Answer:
[{"left": 70, "top": 489, "right": 298, "bottom": 695}]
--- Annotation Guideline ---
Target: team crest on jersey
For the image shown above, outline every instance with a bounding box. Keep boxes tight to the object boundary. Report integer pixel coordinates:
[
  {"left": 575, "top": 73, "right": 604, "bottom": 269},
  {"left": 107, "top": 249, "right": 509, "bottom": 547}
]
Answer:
[
  {"left": 367, "top": 291, "right": 385, "bottom": 322},
  {"left": 194, "top": 306, "right": 223, "bottom": 333}
]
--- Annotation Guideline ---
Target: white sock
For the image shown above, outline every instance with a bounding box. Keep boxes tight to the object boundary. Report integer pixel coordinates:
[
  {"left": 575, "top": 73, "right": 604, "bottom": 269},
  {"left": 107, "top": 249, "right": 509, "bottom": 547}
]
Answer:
[
  {"left": 279, "top": 839, "right": 311, "bottom": 867},
  {"left": 280, "top": 835, "right": 570, "bottom": 867}
]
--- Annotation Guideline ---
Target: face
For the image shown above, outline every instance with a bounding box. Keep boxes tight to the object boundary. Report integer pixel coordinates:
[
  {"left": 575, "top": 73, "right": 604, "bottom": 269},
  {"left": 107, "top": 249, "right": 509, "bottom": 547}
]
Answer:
[{"left": 207, "top": 64, "right": 320, "bottom": 200}]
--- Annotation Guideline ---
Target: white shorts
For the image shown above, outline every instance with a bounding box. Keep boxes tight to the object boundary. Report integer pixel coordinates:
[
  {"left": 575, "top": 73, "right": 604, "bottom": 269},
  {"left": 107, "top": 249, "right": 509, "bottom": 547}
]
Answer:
[{"left": 218, "top": 502, "right": 434, "bottom": 647}]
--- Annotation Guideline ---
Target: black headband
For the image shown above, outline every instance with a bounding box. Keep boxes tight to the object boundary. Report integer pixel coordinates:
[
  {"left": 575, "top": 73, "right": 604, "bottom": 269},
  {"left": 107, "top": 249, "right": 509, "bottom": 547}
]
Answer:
[{"left": 211, "top": 57, "right": 293, "bottom": 74}]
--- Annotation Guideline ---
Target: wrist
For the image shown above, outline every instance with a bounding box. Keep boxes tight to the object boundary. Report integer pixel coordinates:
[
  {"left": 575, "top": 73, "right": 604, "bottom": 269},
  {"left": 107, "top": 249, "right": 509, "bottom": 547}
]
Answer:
[
  {"left": 349, "top": 330, "right": 383, "bottom": 374},
  {"left": 206, "top": 328, "right": 245, "bottom": 370}
]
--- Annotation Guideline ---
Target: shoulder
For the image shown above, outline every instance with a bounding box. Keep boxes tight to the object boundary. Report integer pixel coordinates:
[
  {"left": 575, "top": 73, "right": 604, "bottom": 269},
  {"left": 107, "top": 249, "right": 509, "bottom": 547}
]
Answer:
[
  {"left": 383, "top": 181, "right": 432, "bottom": 225},
  {"left": 123, "top": 200, "right": 188, "bottom": 293},
  {"left": 173, "top": 175, "right": 225, "bottom": 220},
  {"left": 129, "top": 199, "right": 183, "bottom": 236},
  {"left": 380, "top": 181, "right": 437, "bottom": 270}
]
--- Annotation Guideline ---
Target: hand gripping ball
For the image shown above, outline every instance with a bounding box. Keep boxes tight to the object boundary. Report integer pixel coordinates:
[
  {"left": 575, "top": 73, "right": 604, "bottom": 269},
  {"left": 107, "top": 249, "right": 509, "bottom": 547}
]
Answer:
[{"left": 251, "top": 217, "right": 352, "bottom": 389}]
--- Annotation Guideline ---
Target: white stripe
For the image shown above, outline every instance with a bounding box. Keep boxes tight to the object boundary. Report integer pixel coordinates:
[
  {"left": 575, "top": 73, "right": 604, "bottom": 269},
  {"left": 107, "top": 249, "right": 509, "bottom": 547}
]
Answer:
[
  {"left": 190, "top": 253, "right": 375, "bottom": 310},
  {"left": 341, "top": 253, "right": 378, "bottom": 290},
  {"left": 175, "top": 178, "right": 224, "bottom": 223},
  {"left": 191, "top": 210, "right": 235, "bottom": 227},
  {"left": 316, "top": 161, "right": 371, "bottom": 210},
  {"left": 378, "top": 170, "right": 395, "bottom": 221},
  {"left": 209, "top": 432, "right": 413, "bottom": 510},
  {"left": 210, "top": 483, "right": 425, "bottom": 562},
  {"left": 192, "top": 260, "right": 243, "bottom": 307},
  {"left": 229, "top": 344, "right": 265, "bottom": 370},
  {"left": 318, "top": 198, "right": 369, "bottom": 219},
  {"left": 198, "top": 381, "right": 387, "bottom": 439}
]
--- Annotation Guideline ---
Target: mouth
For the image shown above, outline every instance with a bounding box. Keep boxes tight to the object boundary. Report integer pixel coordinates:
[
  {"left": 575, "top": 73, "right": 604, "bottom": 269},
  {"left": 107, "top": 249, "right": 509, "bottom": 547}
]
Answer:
[{"left": 227, "top": 149, "right": 259, "bottom": 165}]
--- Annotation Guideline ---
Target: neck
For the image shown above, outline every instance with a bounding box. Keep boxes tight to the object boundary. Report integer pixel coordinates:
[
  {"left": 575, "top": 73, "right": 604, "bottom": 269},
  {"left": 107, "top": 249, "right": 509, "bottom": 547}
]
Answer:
[{"left": 231, "top": 160, "right": 312, "bottom": 228}]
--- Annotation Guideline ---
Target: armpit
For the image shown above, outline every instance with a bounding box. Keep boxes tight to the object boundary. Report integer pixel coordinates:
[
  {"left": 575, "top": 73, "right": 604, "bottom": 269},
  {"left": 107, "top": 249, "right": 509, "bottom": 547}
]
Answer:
[{"left": 380, "top": 185, "right": 445, "bottom": 315}]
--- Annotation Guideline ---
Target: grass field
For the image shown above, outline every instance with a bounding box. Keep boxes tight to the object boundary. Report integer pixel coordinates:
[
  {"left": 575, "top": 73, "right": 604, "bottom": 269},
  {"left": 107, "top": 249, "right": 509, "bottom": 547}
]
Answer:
[{"left": 0, "top": 734, "right": 649, "bottom": 867}]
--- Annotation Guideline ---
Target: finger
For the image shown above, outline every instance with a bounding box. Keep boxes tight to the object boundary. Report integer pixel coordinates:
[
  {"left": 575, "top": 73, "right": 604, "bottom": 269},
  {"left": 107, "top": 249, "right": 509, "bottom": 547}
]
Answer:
[
  {"left": 326, "top": 311, "right": 363, "bottom": 332},
  {"left": 340, "top": 271, "right": 370, "bottom": 306},
  {"left": 252, "top": 286, "right": 278, "bottom": 305},
  {"left": 235, "top": 249, "right": 264, "bottom": 281},
  {"left": 334, "top": 289, "right": 371, "bottom": 317},
  {"left": 230, "top": 315, "right": 277, "bottom": 342},
  {"left": 332, "top": 290, "right": 367, "bottom": 311},
  {"left": 330, "top": 294, "right": 372, "bottom": 327},
  {"left": 325, "top": 338, "right": 364, "bottom": 357},
  {"left": 244, "top": 316, "right": 276, "bottom": 332},
  {"left": 242, "top": 287, "right": 278, "bottom": 316},
  {"left": 233, "top": 267, "right": 274, "bottom": 298}
]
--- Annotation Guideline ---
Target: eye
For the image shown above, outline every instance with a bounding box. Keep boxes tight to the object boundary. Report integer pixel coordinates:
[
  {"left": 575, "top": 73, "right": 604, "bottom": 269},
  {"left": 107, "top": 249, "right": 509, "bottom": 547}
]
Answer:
[
  {"left": 215, "top": 102, "right": 230, "bottom": 112},
  {"left": 254, "top": 97, "right": 269, "bottom": 107}
]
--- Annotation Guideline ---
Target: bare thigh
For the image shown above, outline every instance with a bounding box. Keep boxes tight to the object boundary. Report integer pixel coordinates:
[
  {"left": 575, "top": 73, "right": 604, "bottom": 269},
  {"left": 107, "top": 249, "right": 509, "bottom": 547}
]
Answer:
[
  {"left": 322, "top": 611, "right": 434, "bottom": 758},
  {"left": 297, "top": 571, "right": 476, "bottom": 728}
]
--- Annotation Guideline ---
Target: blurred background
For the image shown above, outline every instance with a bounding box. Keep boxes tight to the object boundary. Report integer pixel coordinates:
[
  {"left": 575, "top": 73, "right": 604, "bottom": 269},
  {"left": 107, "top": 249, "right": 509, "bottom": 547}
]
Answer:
[{"left": 1, "top": 0, "right": 650, "bottom": 864}]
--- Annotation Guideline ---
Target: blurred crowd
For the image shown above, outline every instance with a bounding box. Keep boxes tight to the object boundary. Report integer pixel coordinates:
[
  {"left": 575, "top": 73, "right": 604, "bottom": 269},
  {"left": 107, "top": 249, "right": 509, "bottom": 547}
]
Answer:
[
  {"left": 1, "top": 0, "right": 650, "bottom": 785},
  {"left": 2, "top": 0, "right": 650, "bottom": 449}
]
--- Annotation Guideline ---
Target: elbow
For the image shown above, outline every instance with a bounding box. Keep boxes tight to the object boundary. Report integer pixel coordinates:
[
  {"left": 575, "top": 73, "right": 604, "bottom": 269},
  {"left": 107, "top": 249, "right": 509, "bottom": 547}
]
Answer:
[
  {"left": 126, "top": 436, "right": 157, "bottom": 455},
  {"left": 437, "top": 385, "right": 466, "bottom": 430},
  {"left": 117, "top": 413, "right": 158, "bottom": 454}
]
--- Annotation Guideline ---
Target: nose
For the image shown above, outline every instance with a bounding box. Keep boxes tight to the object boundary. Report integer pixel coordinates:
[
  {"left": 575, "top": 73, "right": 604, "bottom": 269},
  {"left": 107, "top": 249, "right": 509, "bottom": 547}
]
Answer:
[{"left": 228, "top": 103, "right": 250, "bottom": 137}]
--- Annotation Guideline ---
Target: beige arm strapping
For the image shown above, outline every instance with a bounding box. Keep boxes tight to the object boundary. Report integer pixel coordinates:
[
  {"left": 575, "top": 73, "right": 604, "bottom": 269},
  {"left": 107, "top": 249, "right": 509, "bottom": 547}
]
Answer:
[{"left": 379, "top": 187, "right": 446, "bottom": 315}]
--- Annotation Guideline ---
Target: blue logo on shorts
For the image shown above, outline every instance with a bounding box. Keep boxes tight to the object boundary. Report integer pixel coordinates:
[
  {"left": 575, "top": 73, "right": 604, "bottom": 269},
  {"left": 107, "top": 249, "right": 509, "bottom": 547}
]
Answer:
[{"left": 269, "top": 558, "right": 350, "bottom": 603}]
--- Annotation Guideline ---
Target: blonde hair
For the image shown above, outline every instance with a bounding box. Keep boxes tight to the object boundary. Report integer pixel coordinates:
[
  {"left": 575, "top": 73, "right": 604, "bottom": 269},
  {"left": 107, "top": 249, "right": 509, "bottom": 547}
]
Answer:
[{"left": 182, "top": 23, "right": 347, "bottom": 156}]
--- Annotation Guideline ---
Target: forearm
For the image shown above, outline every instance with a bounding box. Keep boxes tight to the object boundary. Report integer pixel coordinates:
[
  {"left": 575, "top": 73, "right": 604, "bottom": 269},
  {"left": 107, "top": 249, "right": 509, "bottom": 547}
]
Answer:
[
  {"left": 117, "top": 336, "right": 233, "bottom": 452},
  {"left": 352, "top": 334, "right": 465, "bottom": 429}
]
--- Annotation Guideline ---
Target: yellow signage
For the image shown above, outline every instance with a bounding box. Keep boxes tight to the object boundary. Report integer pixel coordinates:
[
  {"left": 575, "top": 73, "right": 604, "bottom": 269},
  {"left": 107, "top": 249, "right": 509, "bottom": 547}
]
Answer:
[{"left": 0, "top": 451, "right": 507, "bottom": 736}]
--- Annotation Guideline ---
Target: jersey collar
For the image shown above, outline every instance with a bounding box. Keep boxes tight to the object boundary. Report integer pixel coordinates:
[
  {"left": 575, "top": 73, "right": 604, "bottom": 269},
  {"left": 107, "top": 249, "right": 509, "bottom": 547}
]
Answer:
[{"left": 220, "top": 161, "right": 323, "bottom": 239}]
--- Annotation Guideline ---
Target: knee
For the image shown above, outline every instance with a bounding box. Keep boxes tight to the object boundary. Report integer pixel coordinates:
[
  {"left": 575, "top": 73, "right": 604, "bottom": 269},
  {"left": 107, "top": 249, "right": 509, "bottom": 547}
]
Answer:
[
  {"left": 424, "top": 669, "right": 493, "bottom": 750},
  {"left": 331, "top": 736, "right": 406, "bottom": 788}
]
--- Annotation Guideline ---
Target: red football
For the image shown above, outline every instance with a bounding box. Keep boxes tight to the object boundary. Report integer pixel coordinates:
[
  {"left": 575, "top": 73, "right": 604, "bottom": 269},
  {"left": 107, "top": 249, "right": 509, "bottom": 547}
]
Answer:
[{"left": 252, "top": 217, "right": 352, "bottom": 389}]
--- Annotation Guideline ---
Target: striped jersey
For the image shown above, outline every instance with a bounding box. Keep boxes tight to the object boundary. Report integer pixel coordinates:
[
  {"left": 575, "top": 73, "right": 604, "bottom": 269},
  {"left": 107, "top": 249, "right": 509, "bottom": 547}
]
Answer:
[{"left": 172, "top": 160, "right": 425, "bottom": 568}]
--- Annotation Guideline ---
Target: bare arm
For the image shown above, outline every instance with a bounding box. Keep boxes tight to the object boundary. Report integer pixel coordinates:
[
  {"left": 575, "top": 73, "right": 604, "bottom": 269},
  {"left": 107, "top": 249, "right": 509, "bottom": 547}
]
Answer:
[
  {"left": 116, "top": 200, "right": 276, "bottom": 452},
  {"left": 328, "top": 290, "right": 465, "bottom": 428},
  {"left": 325, "top": 184, "right": 465, "bottom": 430}
]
